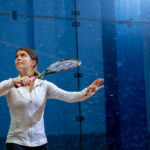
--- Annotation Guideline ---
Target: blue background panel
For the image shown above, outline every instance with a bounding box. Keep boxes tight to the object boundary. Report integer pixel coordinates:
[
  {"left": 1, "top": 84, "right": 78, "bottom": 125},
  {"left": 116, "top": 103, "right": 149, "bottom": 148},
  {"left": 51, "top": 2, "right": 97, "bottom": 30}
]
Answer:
[
  {"left": 141, "top": 0, "right": 150, "bottom": 21},
  {"left": 33, "top": 0, "right": 75, "bottom": 18},
  {"left": 115, "top": 0, "right": 142, "bottom": 21},
  {"left": 77, "top": 0, "right": 101, "bottom": 19},
  {"left": 78, "top": 20, "right": 105, "bottom": 134},
  {"left": 0, "top": 0, "right": 150, "bottom": 150},
  {"left": 0, "top": 0, "right": 33, "bottom": 14},
  {"left": 116, "top": 23, "right": 147, "bottom": 150},
  {"left": 142, "top": 24, "right": 150, "bottom": 133}
]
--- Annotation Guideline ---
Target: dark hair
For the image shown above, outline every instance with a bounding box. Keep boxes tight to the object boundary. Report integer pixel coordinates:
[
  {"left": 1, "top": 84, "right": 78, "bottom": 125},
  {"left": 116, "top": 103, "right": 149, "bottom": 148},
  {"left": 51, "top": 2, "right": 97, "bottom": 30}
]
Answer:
[
  {"left": 16, "top": 47, "right": 40, "bottom": 76},
  {"left": 16, "top": 47, "right": 38, "bottom": 65}
]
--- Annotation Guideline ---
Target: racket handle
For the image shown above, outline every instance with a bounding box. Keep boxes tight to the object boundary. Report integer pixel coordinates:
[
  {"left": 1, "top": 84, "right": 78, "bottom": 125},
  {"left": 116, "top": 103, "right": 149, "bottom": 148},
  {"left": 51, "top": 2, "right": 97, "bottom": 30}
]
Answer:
[
  {"left": 15, "top": 77, "right": 36, "bottom": 88},
  {"left": 15, "top": 83, "right": 22, "bottom": 88}
]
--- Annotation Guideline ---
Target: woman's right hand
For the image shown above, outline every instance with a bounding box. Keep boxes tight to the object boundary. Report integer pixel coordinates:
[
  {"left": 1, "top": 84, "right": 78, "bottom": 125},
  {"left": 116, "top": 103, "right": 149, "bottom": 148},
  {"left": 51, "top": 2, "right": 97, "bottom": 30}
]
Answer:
[{"left": 13, "top": 76, "right": 33, "bottom": 87}]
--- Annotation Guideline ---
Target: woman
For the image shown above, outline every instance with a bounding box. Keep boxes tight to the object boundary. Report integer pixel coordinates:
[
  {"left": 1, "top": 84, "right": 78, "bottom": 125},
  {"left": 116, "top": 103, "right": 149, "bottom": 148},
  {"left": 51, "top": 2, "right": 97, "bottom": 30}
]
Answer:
[{"left": 0, "top": 47, "right": 104, "bottom": 150}]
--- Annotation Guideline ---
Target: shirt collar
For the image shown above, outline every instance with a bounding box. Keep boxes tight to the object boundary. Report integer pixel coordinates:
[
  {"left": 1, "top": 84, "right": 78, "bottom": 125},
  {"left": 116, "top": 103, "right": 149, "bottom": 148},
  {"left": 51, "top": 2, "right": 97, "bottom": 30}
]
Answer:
[{"left": 33, "top": 79, "right": 42, "bottom": 88}]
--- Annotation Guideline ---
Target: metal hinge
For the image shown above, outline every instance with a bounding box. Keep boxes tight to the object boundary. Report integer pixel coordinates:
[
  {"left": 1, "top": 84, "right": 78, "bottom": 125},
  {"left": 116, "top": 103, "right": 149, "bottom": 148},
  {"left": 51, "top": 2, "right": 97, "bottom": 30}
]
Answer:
[
  {"left": 72, "top": 11, "right": 80, "bottom": 16},
  {"left": 72, "top": 22, "right": 80, "bottom": 27},
  {"left": 12, "top": 10, "right": 17, "bottom": 20},
  {"left": 74, "top": 73, "right": 83, "bottom": 78},
  {"left": 76, "top": 116, "right": 85, "bottom": 121}
]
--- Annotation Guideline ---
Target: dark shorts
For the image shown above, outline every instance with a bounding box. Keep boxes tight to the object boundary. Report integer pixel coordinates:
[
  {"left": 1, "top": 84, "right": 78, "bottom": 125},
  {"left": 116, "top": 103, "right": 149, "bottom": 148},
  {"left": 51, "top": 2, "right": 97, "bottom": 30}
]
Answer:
[{"left": 6, "top": 143, "right": 48, "bottom": 150}]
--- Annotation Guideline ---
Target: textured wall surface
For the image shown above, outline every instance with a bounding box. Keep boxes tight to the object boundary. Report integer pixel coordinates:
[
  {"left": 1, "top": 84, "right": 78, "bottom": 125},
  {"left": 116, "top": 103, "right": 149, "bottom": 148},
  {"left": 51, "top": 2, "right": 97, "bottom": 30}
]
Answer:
[{"left": 0, "top": 0, "right": 150, "bottom": 150}]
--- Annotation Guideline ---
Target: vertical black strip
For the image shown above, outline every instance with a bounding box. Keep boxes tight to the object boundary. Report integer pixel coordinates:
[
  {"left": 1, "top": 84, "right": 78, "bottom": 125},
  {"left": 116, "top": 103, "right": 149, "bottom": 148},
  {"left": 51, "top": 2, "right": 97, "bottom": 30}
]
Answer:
[
  {"left": 102, "top": 22, "right": 121, "bottom": 150},
  {"left": 117, "top": 25, "right": 148, "bottom": 150},
  {"left": 73, "top": 0, "right": 82, "bottom": 150},
  {"left": 12, "top": 10, "right": 17, "bottom": 20},
  {"left": 101, "top": 1, "right": 121, "bottom": 149}
]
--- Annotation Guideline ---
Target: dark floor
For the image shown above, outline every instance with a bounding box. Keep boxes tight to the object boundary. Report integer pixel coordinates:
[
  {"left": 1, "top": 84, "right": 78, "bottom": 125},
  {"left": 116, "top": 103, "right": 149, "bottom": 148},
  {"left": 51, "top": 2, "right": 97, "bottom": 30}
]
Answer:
[{"left": 0, "top": 134, "right": 107, "bottom": 150}]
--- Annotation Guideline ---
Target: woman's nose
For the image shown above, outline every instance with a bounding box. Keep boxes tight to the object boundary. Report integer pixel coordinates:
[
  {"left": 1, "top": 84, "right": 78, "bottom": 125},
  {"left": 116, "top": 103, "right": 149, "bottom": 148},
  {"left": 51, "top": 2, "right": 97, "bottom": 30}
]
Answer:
[
  {"left": 16, "top": 56, "right": 21, "bottom": 61},
  {"left": 17, "top": 55, "right": 22, "bottom": 59}
]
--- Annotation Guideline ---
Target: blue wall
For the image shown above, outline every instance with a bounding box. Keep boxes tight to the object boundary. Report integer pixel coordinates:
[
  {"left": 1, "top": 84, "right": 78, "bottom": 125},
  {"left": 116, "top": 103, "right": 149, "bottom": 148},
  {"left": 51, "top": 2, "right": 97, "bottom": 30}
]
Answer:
[
  {"left": 0, "top": 0, "right": 150, "bottom": 150},
  {"left": 0, "top": 0, "right": 105, "bottom": 150},
  {"left": 115, "top": 1, "right": 148, "bottom": 149},
  {"left": 101, "top": 0, "right": 149, "bottom": 150}
]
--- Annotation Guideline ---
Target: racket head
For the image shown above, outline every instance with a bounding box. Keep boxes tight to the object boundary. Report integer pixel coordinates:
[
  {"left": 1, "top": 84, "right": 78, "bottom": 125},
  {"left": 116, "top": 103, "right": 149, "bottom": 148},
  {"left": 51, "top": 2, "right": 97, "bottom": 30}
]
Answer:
[{"left": 44, "top": 58, "right": 81, "bottom": 76}]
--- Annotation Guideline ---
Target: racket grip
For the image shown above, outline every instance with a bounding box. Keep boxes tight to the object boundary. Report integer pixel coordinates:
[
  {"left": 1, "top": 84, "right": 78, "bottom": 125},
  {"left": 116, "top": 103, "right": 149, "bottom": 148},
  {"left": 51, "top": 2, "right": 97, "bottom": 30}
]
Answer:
[
  {"left": 15, "top": 77, "right": 36, "bottom": 88},
  {"left": 15, "top": 83, "right": 22, "bottom": 88}
]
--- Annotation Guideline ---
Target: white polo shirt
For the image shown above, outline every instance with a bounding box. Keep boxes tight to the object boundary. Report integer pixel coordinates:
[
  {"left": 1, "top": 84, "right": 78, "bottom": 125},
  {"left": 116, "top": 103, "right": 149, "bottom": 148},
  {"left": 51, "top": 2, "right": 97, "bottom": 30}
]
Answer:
[{"left": 0, "top": 78, "right": 90, "bottom": 147}]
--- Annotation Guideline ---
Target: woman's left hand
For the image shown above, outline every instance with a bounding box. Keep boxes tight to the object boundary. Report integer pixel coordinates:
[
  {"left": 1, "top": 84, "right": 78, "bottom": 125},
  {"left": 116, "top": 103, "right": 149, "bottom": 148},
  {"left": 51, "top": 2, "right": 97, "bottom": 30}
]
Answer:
[{"left": 86, "top": 78, "right": 104, "bottom": 95}]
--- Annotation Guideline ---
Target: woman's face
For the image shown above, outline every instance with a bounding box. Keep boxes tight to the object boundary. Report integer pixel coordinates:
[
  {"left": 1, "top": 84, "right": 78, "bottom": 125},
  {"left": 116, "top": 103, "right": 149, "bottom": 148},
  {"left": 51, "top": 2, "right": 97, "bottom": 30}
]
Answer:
[{"left": 15, "top": 50, "right": 36, "bottom": 73}]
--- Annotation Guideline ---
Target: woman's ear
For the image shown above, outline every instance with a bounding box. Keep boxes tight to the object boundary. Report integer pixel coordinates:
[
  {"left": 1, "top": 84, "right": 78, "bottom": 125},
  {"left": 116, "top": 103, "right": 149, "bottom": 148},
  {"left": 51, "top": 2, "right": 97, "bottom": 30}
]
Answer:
[{"left": 32, "top": 60, "right": 36, "bottom": 68}]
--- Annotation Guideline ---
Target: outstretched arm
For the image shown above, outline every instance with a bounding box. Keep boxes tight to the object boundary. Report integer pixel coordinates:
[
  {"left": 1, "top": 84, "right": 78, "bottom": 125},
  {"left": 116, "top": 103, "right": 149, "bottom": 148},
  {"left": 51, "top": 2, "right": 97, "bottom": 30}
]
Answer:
[{"left": 45, "top": 78, "right": 104, "bottom": 103}]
